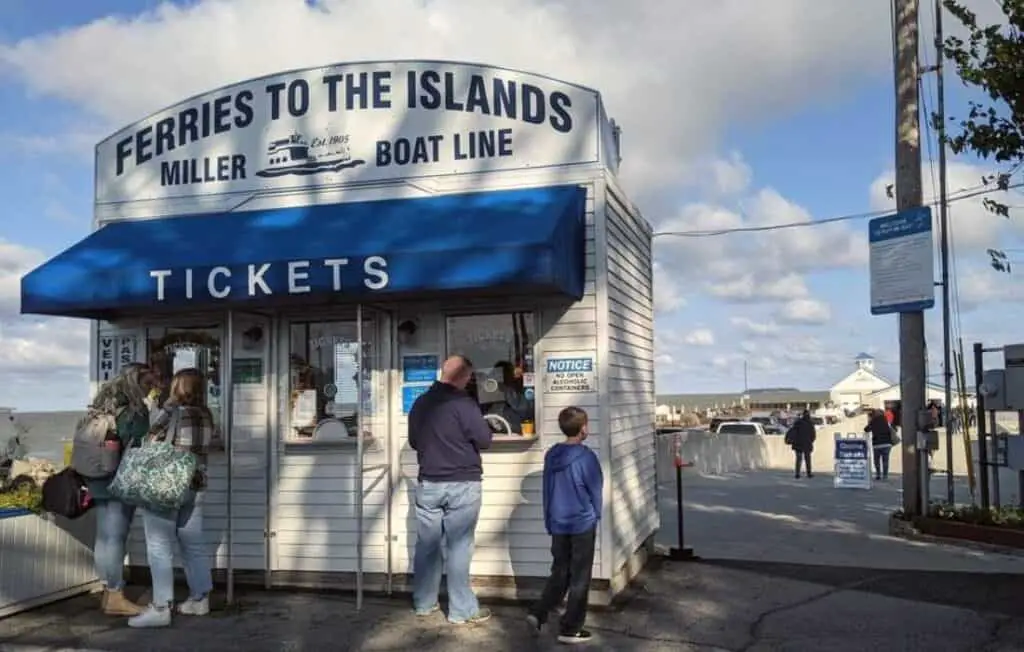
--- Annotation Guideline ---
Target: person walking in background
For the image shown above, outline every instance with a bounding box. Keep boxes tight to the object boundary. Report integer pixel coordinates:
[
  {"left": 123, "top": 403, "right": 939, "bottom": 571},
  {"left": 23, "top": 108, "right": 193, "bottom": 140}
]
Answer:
[
  {"left": 865, "top": 408, "right": 895, "bottom": 481},
  {"left": 79, "top": 363, "right": 156, "bottom": 616},
  {"left": 408, "top": 355, "right": 494, "bottom": 625},
  {"left": 129, "top": 368, "right": 217, "bottom": 628},
  {"left": 786, "top": 410, "right": 817, "bottom": 479},
  {"left": 526, "top": 407, "right": 603, "bottom": 645}
]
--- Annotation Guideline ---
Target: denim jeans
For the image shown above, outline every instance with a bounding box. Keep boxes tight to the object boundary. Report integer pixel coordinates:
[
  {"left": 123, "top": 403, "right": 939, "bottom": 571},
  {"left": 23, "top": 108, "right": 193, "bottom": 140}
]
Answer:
[
  {"left": 412, "top": 480, "right": 483, "bottom": 622},
  {"left": 140, "top": 491, "right": 213, "bottom": 607},
  {"left": 93, "top": 499, "right": 136, "bottom": 590},
  {"left": 873, "top": 445, "right": 892, "bottom": 479},
  {"left": 530, "top": 528, "right": 596, "bottom": 634}
]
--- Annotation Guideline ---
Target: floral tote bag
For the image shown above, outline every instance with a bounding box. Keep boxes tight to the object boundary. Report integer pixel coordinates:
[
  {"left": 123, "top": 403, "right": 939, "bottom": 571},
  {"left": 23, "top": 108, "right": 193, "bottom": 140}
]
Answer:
[{"left": 108, "top": 408, "right": 197, "bottom": 512}]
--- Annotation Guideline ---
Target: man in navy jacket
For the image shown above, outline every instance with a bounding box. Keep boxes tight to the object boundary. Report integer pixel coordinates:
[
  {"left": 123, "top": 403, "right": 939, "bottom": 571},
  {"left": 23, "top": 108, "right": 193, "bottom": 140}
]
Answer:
[{"left": 408, "top": 355, "right": 493, "bottom": 625}]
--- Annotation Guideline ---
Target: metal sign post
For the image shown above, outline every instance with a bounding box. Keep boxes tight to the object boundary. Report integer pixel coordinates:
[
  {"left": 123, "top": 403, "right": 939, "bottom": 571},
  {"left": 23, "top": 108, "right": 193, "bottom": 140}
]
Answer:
[
  {"left": 668, "top": 432, "right": 695, "bottom": 561},
  {"left": 355, "top": 304, "right": 364, "bottom": 611},
  {"left": 224, "top": 311, "right": 236, "bottom": 605}
]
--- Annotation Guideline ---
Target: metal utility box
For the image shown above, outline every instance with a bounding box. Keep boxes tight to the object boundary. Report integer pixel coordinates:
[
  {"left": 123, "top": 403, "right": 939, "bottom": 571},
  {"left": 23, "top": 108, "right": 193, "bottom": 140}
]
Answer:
[
  {"left": 1003, "top": 345, "right": 1024, "bottom": 410},
  {"left": 982, "top": 368, "right": 1010, "bottom": 412}
]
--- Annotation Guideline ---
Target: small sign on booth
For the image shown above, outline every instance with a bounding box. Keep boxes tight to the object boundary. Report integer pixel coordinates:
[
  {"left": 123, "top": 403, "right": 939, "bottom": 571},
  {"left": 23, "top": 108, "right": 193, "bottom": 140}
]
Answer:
[
  {"left": 543, "top": 356, "right": 596, "bottom": 393},
  {"left": 834, "top": 432, "right": 873, "bottom": 490}
]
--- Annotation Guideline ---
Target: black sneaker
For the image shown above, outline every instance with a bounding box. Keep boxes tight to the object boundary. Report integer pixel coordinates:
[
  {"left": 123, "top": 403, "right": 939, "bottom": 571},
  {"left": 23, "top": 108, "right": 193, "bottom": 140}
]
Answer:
[{"left": 558, "top": 630, "right": 593, "bottom": 644}]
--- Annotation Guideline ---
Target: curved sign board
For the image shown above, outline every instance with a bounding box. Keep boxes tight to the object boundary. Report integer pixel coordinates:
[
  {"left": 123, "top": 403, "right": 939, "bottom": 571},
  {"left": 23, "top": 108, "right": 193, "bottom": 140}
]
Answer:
[{"left": 95, "top": 60, "right": 602, "bottom": 205}]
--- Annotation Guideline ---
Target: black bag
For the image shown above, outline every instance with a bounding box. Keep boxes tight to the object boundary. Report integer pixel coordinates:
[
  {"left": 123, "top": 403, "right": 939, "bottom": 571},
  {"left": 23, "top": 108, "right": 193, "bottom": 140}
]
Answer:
[{"left": 41, "top": 467, "right": 92, "bottom": 519}]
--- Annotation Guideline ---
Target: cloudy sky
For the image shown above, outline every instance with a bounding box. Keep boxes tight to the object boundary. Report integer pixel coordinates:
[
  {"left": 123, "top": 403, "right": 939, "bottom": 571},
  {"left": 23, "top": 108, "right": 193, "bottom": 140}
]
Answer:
[{"left": 0, "top": 0, "right": 1021, "bottom": 411}]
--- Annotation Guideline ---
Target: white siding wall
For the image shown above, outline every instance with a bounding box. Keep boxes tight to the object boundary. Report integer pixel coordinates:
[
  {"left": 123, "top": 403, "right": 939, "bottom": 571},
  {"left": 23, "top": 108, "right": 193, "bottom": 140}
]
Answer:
[
  {"left": 600, "top": 179, "right": 658, "bottom": 574},
  {"left": 388, "top": 179, "right": 604, "bottom": 582}
]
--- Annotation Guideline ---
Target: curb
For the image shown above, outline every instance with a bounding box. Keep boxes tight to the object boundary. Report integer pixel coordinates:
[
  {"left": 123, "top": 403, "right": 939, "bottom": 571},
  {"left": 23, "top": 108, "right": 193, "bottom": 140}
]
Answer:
[{"left": 887, "top": 515, "right": 1024, "bottom": 557}]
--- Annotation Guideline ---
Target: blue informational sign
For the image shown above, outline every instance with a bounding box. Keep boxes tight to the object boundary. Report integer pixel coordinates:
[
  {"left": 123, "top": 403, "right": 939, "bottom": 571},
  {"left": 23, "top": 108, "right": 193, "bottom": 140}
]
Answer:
[
  {"left": 833, "top": 436, "right": 872, "bottom": 489},
  {"left": 868, "top": 207, "right": 936, "bottom": 315},
  {"left": 402, "top": 384, "right": 431, "bottom": 414},
  {"left": 402, "top": 354, "right": 439, "bottom": 383}
]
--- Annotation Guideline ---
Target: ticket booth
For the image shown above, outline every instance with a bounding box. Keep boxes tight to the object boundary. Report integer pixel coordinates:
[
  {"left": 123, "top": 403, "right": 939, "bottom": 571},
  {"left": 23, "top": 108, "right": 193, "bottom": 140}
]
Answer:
[{"left": 19, "top": 60, "right": 657, "bottom": 605}]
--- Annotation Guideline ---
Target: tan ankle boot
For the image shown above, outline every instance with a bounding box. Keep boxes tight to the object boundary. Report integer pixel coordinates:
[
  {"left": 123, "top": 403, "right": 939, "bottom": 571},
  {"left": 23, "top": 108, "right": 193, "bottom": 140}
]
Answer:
[{"left": 103, "top": 589, "right": 143, "bottom": 616}]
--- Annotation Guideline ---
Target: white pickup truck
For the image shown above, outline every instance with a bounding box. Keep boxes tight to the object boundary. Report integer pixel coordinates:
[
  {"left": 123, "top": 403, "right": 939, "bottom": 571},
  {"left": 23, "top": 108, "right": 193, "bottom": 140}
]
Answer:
[{"left": 714, "top": 421, "right": 768, "bottom": 436}]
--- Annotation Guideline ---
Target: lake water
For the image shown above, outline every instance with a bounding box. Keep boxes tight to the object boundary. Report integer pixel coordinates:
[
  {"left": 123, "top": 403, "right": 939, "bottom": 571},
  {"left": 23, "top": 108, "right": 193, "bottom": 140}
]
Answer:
[{"left": 1, "top": 411, "right": 86, "bottom": 463}]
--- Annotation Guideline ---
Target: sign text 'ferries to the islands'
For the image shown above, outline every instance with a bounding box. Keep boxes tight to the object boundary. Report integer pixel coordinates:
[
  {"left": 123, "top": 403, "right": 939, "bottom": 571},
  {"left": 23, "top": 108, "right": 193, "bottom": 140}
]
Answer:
[{"left": 96, "top": 61, "right": 600, "bottom": 204}]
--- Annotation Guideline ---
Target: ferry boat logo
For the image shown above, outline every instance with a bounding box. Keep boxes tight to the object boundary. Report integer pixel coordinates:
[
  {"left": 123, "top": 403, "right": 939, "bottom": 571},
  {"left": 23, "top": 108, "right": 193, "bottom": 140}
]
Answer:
[{"left": 255, "top": 131, "right": 366, "bottom": 178}]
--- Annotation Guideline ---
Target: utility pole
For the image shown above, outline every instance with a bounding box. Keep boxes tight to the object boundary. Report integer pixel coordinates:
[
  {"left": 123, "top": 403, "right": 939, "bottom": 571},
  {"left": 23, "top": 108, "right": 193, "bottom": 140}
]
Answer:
[
  {"left": 934, "top": 0, "right": 955, "bottom": 505},
  {"left": 894, "top": 0, "right": 927, "bottom": 516}
]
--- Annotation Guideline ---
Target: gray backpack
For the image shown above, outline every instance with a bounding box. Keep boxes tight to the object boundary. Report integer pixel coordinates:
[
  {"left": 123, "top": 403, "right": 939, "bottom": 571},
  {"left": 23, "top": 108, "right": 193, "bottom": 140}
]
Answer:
[{"left": 70, "top": 409, "right": 122, "bottom": 479}]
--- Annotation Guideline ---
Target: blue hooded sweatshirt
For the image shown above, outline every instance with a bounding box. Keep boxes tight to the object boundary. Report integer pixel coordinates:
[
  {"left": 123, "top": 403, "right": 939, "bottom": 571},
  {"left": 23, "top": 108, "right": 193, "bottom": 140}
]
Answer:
[{"left": 543, "top": 442, "right": 604, "bottom": 536}]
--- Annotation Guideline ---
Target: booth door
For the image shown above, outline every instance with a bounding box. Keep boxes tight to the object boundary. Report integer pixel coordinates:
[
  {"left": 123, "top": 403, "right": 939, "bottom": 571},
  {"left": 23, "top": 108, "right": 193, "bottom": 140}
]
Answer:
[
  {"left": 136, "top": 322, "right": 271, "bottom": 574},
  {"left": 273, "top": 310, "right": 392, "bottom": 577}
]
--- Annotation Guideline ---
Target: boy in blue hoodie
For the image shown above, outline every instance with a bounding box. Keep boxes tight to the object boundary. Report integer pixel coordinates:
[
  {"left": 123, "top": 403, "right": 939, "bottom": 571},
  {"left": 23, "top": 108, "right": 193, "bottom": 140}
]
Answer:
[{"left": 526, "top": 406, "right": 603, "bottom": 645}]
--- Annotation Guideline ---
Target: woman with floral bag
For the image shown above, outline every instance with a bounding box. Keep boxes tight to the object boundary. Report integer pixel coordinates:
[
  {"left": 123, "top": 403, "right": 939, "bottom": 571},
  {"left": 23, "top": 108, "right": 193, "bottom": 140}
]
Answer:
[{"left": 128, "top": 368, "right": 220, "bottom": 628}]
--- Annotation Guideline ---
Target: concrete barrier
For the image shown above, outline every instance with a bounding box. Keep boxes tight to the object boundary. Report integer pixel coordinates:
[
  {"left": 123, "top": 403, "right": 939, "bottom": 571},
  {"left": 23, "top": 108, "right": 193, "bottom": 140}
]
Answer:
[{"left": 657, "top": 424, "right": 978, "bottom": 479}]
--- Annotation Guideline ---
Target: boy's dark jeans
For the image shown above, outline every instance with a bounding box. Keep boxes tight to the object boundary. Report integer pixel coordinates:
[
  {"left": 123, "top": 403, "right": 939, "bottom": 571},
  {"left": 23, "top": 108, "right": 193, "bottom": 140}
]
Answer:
[{"left": 529, "top": 528, "right": 596, "bottom": 634}]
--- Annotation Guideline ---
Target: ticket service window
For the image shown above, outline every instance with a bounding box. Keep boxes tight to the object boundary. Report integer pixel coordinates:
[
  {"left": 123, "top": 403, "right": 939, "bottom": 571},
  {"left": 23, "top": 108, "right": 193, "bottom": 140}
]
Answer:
[{"left": 445, "top": 311, "right": 537, "bottom": 437}]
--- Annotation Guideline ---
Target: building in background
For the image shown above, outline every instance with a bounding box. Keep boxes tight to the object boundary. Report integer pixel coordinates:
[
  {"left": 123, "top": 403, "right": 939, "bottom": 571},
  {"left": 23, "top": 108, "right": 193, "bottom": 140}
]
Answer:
[{"left": 828, "top": 353, "right": 891, "bottom": 411}]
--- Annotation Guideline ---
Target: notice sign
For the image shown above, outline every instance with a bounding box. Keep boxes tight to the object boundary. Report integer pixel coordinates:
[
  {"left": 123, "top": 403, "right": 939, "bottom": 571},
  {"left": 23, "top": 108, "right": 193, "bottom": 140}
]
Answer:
[
  {"left": 544, "top": 356, "right": 596, "bottom": 394},
  {"left": 834, "top": 434, "right": 872, "bottom": 490},
  {"left": 869, "top": 207, "right": 935, "bottom": 315}
]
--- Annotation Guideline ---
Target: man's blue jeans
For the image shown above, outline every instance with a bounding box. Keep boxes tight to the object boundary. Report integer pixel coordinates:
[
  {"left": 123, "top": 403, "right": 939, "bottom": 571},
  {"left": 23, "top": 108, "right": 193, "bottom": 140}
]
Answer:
[{"left": 412, "top": 480, "right": 482, "bottom": 622}]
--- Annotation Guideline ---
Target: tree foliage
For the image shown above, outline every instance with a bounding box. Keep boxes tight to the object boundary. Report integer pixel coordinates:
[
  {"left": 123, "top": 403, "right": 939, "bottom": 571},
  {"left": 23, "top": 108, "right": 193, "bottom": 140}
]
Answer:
[{"left": 941, "top": 0, "right": 1023, "bottom": 272}]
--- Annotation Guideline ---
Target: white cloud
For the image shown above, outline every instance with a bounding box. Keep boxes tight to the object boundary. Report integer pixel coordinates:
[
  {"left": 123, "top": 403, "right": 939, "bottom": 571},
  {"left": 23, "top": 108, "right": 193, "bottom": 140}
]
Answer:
[
  {"left": 655, "top": 172, "right": 866, "bottom": 307},
  {"left": 0, "top": 0, "right": 896, "bottom": 200},
  {"left": 683, "top": 328, "right": 715, "bottom": 346},
  {"left": 730, "top": 316, "right": 780, "bottom": 337},
  {"left": 706, "top": 152, "right": 752, "bottom": 197},
  {"left": 777, "top": 298, "right": 832, "bottom": 325},
  {"left": 0, "top": 241, "right": 91, "bottom": 409},
  {"left": 653, "top": 262, "right": 686, "bottom": 313},
  {"left": 0, "top": 240, "right": 43, "bottom": 317}
]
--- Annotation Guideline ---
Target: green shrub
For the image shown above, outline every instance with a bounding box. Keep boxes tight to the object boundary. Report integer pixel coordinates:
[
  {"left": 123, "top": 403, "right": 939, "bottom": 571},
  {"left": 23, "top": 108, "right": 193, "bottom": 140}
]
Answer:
[
  {"left": 0, "top": 485, "right": 43, "bottom": 513},
  {"left": 925, "top": 502, "right": 1024, "bottom": 530}
]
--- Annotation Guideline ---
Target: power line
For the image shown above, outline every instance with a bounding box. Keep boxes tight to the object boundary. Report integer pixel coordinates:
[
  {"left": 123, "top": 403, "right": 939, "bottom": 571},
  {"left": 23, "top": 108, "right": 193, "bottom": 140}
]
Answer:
[{"left": 652, "top": 180, "right": 1024, "bottom": 238}]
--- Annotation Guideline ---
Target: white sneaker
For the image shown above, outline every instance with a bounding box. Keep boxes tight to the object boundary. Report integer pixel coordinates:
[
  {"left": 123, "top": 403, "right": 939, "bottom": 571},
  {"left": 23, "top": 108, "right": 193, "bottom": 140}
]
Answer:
[
  {"left": 178, "top": 596, "right": 210, "bottom": 616},
  {"left": 127, "top": 604, "right": 172, "bottom": 628}
]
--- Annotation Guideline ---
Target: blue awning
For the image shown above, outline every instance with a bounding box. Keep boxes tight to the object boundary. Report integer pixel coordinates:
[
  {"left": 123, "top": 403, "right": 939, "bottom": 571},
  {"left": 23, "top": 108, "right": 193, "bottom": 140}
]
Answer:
[{"left": 21, "top": 184, "right": 586, "bottom": 319}]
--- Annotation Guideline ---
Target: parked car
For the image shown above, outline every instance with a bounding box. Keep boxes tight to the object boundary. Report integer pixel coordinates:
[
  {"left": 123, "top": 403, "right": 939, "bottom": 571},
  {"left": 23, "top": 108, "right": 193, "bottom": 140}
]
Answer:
[
  {"left": 715, "top": 421, "right": 766, "bottom": 436},
  {"left": 708, "top": 417, "right": 741, "bottom": 432}
]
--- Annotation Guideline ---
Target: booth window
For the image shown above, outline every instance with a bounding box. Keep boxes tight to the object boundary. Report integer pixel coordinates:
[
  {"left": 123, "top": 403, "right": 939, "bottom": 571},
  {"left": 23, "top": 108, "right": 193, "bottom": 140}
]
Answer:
[
  {"left": 446, "top": 312, "right": 536, "bottom": 435},
  {"left": 288, "top": 320, "right": 376, "bottom": 441},
  {"left": 147, "top": 326, "right": 223, "bottom": 426}
]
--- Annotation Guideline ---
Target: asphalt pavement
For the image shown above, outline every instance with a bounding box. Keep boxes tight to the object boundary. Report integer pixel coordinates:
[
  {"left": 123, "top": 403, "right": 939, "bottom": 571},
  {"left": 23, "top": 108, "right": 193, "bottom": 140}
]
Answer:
[
  {"left": 3, "top": 468, "right": 1024, "bottom": 650},
  {"left": 1, "top": 556, "right": 1024, "bottom": 651}
]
